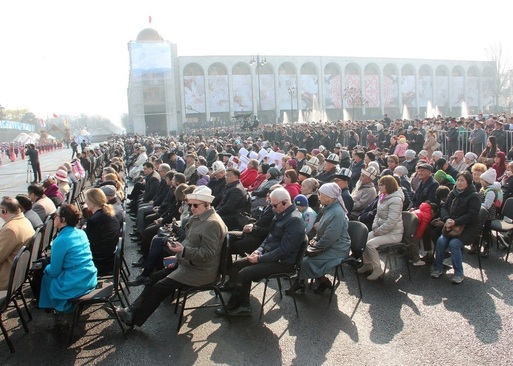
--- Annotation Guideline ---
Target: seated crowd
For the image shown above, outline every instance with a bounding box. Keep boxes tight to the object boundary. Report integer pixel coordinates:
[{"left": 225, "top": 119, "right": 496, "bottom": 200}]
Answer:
[{"left": 2, "top": 114, "right": 512, "bottom": 335}]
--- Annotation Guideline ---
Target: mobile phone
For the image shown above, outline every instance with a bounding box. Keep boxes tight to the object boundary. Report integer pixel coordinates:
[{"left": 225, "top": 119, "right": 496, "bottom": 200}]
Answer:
[{"left": 163, "top": 257, "right": 177, "bottom": 267}]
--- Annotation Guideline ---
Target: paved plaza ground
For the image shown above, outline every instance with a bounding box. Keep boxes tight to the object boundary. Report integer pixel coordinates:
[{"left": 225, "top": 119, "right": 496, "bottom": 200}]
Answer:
[{"left": 1, "top": 148, "right": 513, "bottom": 365}]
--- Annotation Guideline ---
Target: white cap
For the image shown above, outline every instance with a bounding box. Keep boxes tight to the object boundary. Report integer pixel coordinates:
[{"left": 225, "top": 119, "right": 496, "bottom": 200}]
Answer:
[{"left": 186, "top": 186, "right": 215, "bottom": 203}]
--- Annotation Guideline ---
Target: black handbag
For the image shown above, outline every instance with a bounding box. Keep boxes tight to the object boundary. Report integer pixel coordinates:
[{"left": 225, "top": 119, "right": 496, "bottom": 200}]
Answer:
[{"left": 305, "top": 245, "right": 327, "bottom": 257}]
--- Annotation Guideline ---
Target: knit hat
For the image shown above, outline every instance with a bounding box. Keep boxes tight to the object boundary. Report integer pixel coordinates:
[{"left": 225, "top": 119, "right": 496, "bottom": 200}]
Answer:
[
  {"left": 394, "top": 166, "right": 409, "bottom": 176},
  {"left": 186, "top": 186, "right": 215, "bottom": 203},
  {"left": 294, "top": 194, "right": 309, "bottom": 207},
  {"left": 405, "top": 150, "right": 416, "bottom": 159},
  {"left": 464, "top": 152, "right": 477, "bottom": 162},
  {"left": 197, "top": 166, "right": 209, "bottom": 176},
  {"left": 480, "top": 169, "right": 497, "bottom": 185},
  {"left": 432, "top": 151, "right": 443, "bottom": 159},
  {"left": 267, "top": 167, "right": 280, "bottom": 179},
  {"left": 212, "top": 161, "right": 226, "bottom": 175},
  {"left": 100, "top": 185, "right": 117, "bottom": 197},
  {"left": 286, "top": 159, "right": 297, "bottom": 168}
]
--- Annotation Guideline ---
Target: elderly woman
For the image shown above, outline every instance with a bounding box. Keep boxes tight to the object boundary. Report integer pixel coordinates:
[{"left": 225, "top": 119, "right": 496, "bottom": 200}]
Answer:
[
  {"left": 471, "top": 163, "right": 487, "bottom": 192},
  {"left": 464, "top": 152, "right": 478, "bottom": 172},
  {"left": 43, "top": 176, "right": 65, "bottom": 206},
  {"left": 250, "top": 167, "right": 280, "bottom": 209},
  {"left": 286, "top": 183, "right": 351, "bottom": 294},
  {"left": 358, "top": 175, "right": 404, "bottom": 280},
  {"left": 39, "top": 204, "right": 98, "bottom": 330},
  {"left": 431, "top": 171, "right": 481, "bottom": 284},
  {"left": 301, "top": 177, "right": 320, "bottom": 212},
  {"left": 84, "top": 188, "right": 120, "bottom": 275}
]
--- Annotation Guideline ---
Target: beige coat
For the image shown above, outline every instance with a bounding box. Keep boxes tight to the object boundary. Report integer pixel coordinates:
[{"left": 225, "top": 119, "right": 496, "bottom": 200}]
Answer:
[
  {"left": 171, "top": 208, "right": 227, "bottom": 287},
  {"left": 0, "top": 213, "right": 35, "bottom": 290}
]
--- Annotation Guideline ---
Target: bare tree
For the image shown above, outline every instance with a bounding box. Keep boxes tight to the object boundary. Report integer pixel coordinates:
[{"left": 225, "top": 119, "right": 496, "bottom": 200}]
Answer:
[
  {"left": 486, "top": 42, "right": 512, "bottom": 113},
  {"left": 343, "top": 87, "right": 368, "bottom": 120}
]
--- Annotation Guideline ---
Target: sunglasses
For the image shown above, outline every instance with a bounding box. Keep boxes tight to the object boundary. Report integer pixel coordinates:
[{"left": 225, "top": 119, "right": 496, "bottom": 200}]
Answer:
[
  {"left": 272, "top": 201, "right": 286, "bottom": 209},
  {"left": 188, "top": 203, "right": 205, "bottom": 209}
]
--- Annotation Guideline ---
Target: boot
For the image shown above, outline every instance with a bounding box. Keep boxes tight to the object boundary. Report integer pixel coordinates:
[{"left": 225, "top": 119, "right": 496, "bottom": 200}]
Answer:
[
  {"left": 47, "top": 311, "right": 73, "bottom": 331},
  {"left": 285, "top": 279, "right": 305, "bottom": 295},
  {"left": 313, "top": 277, "right": 333, "bottom": 294}
]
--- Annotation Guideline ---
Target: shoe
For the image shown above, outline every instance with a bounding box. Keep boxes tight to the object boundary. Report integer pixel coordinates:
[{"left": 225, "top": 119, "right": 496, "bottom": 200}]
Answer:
[
  {"left": 313, "top": 280, "right": 333, "bottom": 294},
  {"left": 127, "top": 275, "right": 150, "bottom": 286},
  {"left": 481, "top": 245, "right": 490, "bottom": 258},
  {"left": 420, "top": 254, "right": 434, "bottom": 263},
  {"left": 412, "top": 260, "right": 425, "bottom": 267},
  {"left": 47, "top": 311, "right": 72, "bottom": 331},
  {"left": 357, "top": 264, "right": 373, "bottom": 274},
  {"left": 285, "top": 280, "right": 305, "bottom": 295},
  {"left": 366, "top": 268, "right": 384, "bottom": 281},
  {"left": 219, "top": 282, "right": 235, "bottom": 292},
  {"left": 129, "top": 232, "right": 140, "bottom": 238},
  {"left": 431, "top": 269, "right": 442, "bottom": 278},
  {"left": 131, "top": 257, "right": 145, "bottom": 267},
  {"left": 228, "top": 306, "right": 252, "bottom": 317},
  {"left": 116, "top": 307, "right": 134, "bottom": 326},
  {"left": 452, "top": 274, "right": 464, "bottom": 284},
  {"left": 467, "top": 245, "right": 478, "bottom": 255}
]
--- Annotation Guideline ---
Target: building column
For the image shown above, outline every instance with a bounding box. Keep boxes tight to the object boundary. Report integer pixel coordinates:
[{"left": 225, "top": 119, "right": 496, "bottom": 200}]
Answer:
[
  {"left": 380, "top": 68, "right": 385, "bottom": 116},
  {"left": 204, "top": 68, "right": 210, "bottom": 123}
]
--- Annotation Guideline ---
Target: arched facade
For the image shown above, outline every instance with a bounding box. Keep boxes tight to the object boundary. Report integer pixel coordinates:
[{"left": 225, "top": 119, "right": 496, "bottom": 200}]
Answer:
[{"left": 127, "top": 28, "right": 495, "bottom": 133}]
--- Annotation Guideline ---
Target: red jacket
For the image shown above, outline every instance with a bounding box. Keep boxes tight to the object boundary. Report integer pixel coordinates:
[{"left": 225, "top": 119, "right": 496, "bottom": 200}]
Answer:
[
  {"left": 414, "top": 202, "right": 433, "bottom": 240},
  {"left": 283, "top": 182, "right": 302, "bottom": 200},
  {"left": 247, "top": 173, "right": 267, "bottom": 192},
  {"left": 240, "top": 168, "right": 258, "bottom": 188}
]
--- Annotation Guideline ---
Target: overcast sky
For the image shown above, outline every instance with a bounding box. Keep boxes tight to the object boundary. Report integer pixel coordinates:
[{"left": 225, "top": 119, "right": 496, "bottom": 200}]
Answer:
[{"left": 0, "top": 0, "right": 510, "bottom": 125}]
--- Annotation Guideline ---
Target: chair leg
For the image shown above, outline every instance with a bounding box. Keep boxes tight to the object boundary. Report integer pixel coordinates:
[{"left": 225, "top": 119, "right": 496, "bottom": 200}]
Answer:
[
  {"left": 177, "top": 291, "right": 189, "bottom": 332},
  {"left": 19, "top": 292, "right": 32, "bottom": 321},
  {"left": 381, "top": 251, "right": 390, "bottom": 283},
  {"left": 353, "top": 266, "right": 363, "bottom": 299},
  {"left": 259, "top": 280, "right": 269, "bottom": 321},
  {"left": 477, "top": 236, "right": 484, "bottom": 282},
  {"left": 404, "top": 255, "right": 411, "bottom": 281},
  {"left": 106, "top": 300, "right": 127, "bottom": 339},
  {"left": 506, "top": 234, "right": 512, "bottom": 262},
  {"left": 277, "top": 278, "right": 283, "bottom": 299},
  {"left": 288, "top": 277, "right": 299, "bottom": 317},
  {"left": 174, "top": 289, "right": 182, "bottom": 314},
  {"left": 0, "top": 317, "right": 15, "bottom": 353},
  {"left": 213, "top": 288, "right": 230, "bottom": 324},
  {"left": 69, "top": 304, "right": 82, "bottom": 344},
  {"left": 328, "top": 266, "right": 340, "bottom": 305},
  {"left": 12, "top": 299, "right": 29, "bottom": 333}
]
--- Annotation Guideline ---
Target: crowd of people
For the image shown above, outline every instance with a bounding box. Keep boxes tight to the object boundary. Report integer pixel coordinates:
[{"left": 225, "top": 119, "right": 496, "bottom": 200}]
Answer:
[{"left": 2, "top": 111, "right": 513, "bottom": 334}]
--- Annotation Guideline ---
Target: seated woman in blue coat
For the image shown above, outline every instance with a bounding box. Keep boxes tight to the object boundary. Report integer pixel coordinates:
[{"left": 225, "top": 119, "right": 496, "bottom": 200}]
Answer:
[
  {"left": 39, "top": 204, "right": 98, "bottom": 330},
  {"left": 286, "top": 182, "right": 351, "bottom": 294}
]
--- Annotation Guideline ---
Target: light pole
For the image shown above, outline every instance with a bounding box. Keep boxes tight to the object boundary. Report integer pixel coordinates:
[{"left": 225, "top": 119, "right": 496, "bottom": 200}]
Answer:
[
  {"left": 288, "top": 87, "right": 296, "bottom": 122},
  {"left": 249, "top": 55, "right": 267, "bottom": 120}
]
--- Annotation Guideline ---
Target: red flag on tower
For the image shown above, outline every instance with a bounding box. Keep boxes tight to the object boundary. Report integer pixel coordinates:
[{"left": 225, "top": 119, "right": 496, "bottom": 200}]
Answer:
[
  {"left": 52, "top": 113, "right": 58, "bottom": 118},
  {"left": 149, "top": 15, "right": 152, "bottom": 23}
]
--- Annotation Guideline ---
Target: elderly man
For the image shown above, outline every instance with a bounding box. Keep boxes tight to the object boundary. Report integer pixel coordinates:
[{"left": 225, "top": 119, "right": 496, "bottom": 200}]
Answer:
[
  {"left": 27, "top": 183, "right": 57, "bottom": 221},
  {"left": 0, "top": 197, "right": 35, "bottom": 290},
  {"left": 316, "top": 153, "right": 340, "bottom": 184},
  {"left": 449, "top": 150, "right": 466, "bottom": 172},
  {"left": 216, "top": 168, "right": 248, "bottom": 230},
  {"left": 115, "top": 186, "right": 227, "bottom": 327},
  {"left": 183, "top": 153, "right": 197, "bottom": 182},
  {"left": 216, "top": 187, "right": 305, "bottom": 317},
  {"left": 100, "top": 185, "right": 124, "bottom": 225},
  {"left": 333, "top": 168, "right": 353, "bottom": 214},
  {"left": 349, "top": 166, "right": 378, "bottom": 220},
  {"left": 129, "top": 146, "right": 148, "bottom": 180}
]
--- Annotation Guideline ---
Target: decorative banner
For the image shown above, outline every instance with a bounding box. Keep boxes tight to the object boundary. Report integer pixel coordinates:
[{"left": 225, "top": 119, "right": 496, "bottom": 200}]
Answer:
[
  {"left": 451, "top": 76, "right": 464, "bottom": 106},
  {"left": 324, "top": 74, "right": 341, "bottom": 109},
  {"left": 278, "top": 74, "right": 296, "bottom": 110},
  {"left": 184, "top": 75, "right": 206, "bottom": 114},
  {"left": 208, "top": 75, "right": 229, "bottom": 113},
  {"left": 0, "top": 120, "right": 35, "bottom": 132},
  {"left": 232, "top": 74, "right": 252, "bottom": 112},
  {"left": 299, "top": 74, "right": 319, "bottom": 109},
  {"left": 364, "top": 74, "right": 380, "bottom": 108},
  {"left": 401, "top": 75, "right": 416, "bottom": 107},
  {"left": 259, "top": 74, "right": 276, "bottom": 111},
  {"left": 435, "top": 76, "right": 449, "bottom": 107},
  {"left": 344, "top": 74, "right": 361, "bottom": 107},
  {"left": 466, "top": 77, "right": 479, "bottom": 107},
  {"left": 418, "top": 75, "right": 433, "bottom": 108},
  {"left": 384, "top": 74, "right": 399, "bottom": 108}
]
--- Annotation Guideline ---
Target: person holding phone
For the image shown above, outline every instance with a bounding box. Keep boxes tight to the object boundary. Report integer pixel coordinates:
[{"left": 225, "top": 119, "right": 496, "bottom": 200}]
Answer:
[{"left": 115, "top": 186, "right": 227, "bottom": 328}]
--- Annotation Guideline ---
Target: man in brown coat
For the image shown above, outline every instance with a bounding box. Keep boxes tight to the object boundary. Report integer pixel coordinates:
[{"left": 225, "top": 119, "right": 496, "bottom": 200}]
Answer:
[
  {"left": 116, "top": 186, "right": 227, "bottom": 327},
  {"left": 0, "top": 197, "right": 35, "bottom": 290}
]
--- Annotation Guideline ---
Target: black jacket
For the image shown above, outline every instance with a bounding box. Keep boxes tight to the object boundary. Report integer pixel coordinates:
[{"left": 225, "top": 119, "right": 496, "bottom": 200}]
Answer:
[
  {"left": 85, "top": 210, "right": 120, "bottom": 275},
  {"left": 142, "top": 171, "right": 160, "bottom": 203},
  {"left": 441, "top": 186, "right": 481, "bottom": 245},
  {"left": 216, "top": 180, "right": 247, "bottom": 230},
  {"left": 410, "top": 176, "right": 439, "bottom": 209}
]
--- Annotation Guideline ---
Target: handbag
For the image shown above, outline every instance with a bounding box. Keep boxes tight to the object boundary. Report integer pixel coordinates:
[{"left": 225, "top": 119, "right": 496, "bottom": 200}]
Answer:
[
  {"left": 442, "top": 223, "right": 465, "bottom": 237},
  {"left": 305, "top": 245, "right": 327, "bottom": 257}
]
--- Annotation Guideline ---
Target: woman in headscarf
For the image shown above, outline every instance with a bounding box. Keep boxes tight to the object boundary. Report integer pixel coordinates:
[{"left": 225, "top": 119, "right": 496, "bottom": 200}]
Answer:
[
  {"left": 300, "top": 177, "right": 320, "bottom": 212},
  {"left": 286, "top": 183, "right": 351, "bottom": 295},
  {"left": 434, "top": 169, "right": 456, "bottom": 190}
]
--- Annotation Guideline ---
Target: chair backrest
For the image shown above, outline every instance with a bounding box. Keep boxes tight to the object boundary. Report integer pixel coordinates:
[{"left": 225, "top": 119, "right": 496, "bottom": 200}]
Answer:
[
  {"left": 477, "top": 207, "right": 489, "bottom": 235},
  {"left": 41, "top": 215, "right": 55, "bottom": 253},
  {"left": 1, "top": 246, "right": 31, "bottom": 312},
  {"left": 348, "top": 221, "right": 369, "bottom": 259},
  {"left": 217, "top": 235, "right": 230, "bottom": 285},
  {"left": 28, "top": 226, "right": 44, "bottom": 265},
  {"left": 293, "top": 234, "right": 310, "bottom": 271},
  {"left": 501, "top": 197, "right": 513, "bottom": 219},
  {"left": 401, "top": 211, "right": 418, "bottom": 243},
  {"left": 112, "top": 241, "right": 123, "bottom": 291}
]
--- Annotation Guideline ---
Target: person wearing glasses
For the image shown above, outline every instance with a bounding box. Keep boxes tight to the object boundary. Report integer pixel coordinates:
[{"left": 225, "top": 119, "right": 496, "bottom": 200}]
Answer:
[
  {"left": 358, "top": 175, "right": 404, "bottom": 280},
  {"left": 215, "top": 187, "right": 305, "bottom": 317},
  {"left": 0, "top": 197, "right": 35, "bottom": 291},
  {"left": 115, "top": 186, "right": 227, "bottom": 328},
  {"left": 38, "top": 204, "right": 98, "bottom": 330}
]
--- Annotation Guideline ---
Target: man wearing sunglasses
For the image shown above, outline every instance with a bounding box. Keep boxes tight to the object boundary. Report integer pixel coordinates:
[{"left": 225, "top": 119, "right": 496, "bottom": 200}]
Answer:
[
  {"left": 116, "top": 186, "right": 227, "bottom": 328},
  {"left": 216, "top": 187, "right": 305, "bottom": 317}
]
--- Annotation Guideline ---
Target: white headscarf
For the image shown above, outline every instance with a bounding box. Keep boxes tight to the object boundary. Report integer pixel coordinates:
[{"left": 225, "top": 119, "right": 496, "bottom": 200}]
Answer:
[{"left": 319, "top": 182, "right": 347, "bottom": 214}]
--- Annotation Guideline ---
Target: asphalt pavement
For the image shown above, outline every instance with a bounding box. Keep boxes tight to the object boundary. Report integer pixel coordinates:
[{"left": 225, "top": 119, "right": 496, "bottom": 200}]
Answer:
[{"left": 1, "top": 149, "right": 512, "bottom": 365}]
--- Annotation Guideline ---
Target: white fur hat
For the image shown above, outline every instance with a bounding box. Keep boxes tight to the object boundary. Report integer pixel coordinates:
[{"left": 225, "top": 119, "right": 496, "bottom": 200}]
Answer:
[{"left": 186, "top": 186, "right": 215, "bottom": 203}]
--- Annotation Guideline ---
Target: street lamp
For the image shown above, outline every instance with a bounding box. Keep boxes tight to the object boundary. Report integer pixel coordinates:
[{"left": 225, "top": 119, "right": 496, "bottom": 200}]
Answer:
[
  {"left": 288, "top": 87, "right": 296, "bottom": 122},
  {"left": 249, "top": 55, "right": 267, "bottom": 120}
]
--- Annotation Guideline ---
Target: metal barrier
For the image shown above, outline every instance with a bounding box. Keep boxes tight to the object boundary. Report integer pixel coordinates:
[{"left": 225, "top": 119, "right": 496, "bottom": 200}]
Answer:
[{"left": 435, "top": 130, "right": 513, "bottom": 158}]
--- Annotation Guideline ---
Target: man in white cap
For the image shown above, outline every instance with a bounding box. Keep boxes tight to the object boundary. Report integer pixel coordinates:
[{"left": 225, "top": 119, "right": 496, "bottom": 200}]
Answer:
[
  {"left": 208, "top": 161, "right": 227, "bottom": 207},
  {"left": 116, "top": 186, "right": 227, "bottom": 327},
  {"left": 316, "top": 153, "right": 339, "bottom": 184},
  {"left": 349, "top": 166, "right": 378, "bottom": 220}
]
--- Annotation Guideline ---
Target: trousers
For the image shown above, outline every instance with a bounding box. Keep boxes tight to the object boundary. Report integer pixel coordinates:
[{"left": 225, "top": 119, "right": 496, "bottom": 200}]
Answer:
[{"left": 363, "top": 231, "right": 403, "bottom": 269}]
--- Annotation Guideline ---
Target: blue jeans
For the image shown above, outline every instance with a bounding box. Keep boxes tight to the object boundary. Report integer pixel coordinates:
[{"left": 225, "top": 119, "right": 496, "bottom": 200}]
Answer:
[{"left": 433, "top": 234, "right": 464, "bottom": 276}]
